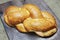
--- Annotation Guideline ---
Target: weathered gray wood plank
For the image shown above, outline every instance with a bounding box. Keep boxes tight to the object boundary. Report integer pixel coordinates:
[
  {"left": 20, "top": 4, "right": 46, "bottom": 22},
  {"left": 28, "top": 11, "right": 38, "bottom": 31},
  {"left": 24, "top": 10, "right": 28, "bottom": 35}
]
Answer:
[
  {"left": 44, "top": 0, "right": 60, "bottom": 20},
  {"left": 0, "top": 0, "right": 10, "bottom": 4},
  {"left": 0, "top": 0, "right": 60, "bottom": 40},
  {"left": 0, "top": 18, "right": 8, "bottom": 40}
]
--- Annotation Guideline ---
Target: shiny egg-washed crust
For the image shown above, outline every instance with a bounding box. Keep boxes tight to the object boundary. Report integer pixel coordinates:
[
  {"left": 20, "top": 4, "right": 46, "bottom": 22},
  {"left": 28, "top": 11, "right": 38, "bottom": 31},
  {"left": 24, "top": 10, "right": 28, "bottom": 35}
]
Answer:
[
  {"left": 23, "top": 4, "right": 56, "bottom": 32},
  {"left": 4, "top": 6, "right": 30, "bottom": 26},
  {"left": 4, "top": 4, "right": 57, "bottom": 37}
]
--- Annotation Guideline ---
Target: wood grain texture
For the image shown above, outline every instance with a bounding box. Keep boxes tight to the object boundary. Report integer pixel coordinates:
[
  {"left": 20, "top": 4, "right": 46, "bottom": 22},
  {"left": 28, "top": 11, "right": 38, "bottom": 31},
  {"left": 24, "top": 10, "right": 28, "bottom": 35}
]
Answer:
[
  {"left": 44, "top": 0, "right": 60, "bottom": 20},
  {"left": 0, "top": 18, "right": 8, "bottom": 40},
  {"left": 0, "top": 0, "right": 60, "bottom": 40}
]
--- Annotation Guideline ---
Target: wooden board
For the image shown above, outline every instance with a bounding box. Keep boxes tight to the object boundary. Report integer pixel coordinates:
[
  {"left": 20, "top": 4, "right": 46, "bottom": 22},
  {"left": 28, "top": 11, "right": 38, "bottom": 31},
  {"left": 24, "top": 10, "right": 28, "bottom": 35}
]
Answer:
[{"left": 0, "top": 0, "right": 60, "bottom": 40}]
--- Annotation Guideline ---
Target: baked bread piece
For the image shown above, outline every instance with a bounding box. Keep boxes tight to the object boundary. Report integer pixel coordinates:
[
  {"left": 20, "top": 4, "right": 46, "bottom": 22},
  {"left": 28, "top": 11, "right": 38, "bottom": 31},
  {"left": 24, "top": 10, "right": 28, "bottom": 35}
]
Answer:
[
  {"left": 35, "top": 28, "right": 57, "bottom": 37},
  {"left": 4, "top": 4, "right": 57, "bottom": 37},
  {"left": 4, "top": 6, "right": 30, "bottom": 26}
]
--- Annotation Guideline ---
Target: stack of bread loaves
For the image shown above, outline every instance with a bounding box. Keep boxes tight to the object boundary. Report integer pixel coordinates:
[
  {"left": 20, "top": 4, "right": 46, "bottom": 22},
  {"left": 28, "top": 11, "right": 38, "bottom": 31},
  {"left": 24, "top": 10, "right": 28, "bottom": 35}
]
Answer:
[{"left": 4, "top": 4, "right": 57, "bottom": 37}]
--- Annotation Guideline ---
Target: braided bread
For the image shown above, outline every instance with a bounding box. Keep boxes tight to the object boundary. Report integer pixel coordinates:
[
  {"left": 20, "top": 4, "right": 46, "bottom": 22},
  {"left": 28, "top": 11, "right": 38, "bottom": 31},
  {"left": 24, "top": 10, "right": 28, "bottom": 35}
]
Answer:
[{"left": 4, "top": 4, "right": 57, "bottom": 37}]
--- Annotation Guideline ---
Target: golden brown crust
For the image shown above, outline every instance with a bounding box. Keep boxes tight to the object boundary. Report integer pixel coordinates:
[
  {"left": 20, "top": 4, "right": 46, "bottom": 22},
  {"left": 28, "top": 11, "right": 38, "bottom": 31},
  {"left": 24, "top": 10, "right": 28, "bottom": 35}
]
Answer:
[
  {"left": 23, "top": 4, "right": 43, "bottom": 18},
  {"left": 35, "top": 28, "right": 57, "bottom": 37},
  {"left": 4, "top": 4, "right": 57, "bottom": 37},
  {"left": 5, "top": 6, "right": 19, "bottom": 15},
  {"left": 23, "top": 4, "right": 56, "bottom": 32},
  {"left": 16, "top": 23, "right": 27, "bottom": 32},
  {"left": 4, "top": 6, "right": 30, "bottom": 26},
  {"left": 4, "top": 14, "right": 12, "bottom": 26}
]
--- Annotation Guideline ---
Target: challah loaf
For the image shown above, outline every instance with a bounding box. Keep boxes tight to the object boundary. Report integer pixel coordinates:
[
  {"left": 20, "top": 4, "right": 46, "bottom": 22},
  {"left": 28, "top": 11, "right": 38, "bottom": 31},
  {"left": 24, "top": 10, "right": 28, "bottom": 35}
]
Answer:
[{"left": 4, "top": 4, "right": 57, "bottom": 37}]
